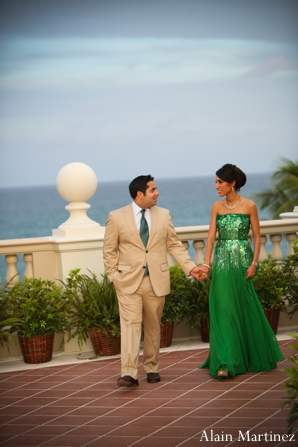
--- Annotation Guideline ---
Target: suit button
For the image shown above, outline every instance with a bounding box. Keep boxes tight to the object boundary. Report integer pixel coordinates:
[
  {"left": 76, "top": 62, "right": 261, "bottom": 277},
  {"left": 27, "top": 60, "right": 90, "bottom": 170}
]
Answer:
[
  {"left": 146, "top": 250, "right": 148, "bottom": 253},
  {"left": 143, "top": 266, "right": 146, "bottom": 269}
]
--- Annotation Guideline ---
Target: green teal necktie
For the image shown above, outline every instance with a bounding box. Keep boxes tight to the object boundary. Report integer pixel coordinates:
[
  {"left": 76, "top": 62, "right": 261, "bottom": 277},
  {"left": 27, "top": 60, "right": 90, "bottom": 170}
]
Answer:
[
  {"left": 140, "top": 209, "right": 149, "bottom": 274},
  {"left": 140, "top": 209, "right": 149, "bottom": 247}
]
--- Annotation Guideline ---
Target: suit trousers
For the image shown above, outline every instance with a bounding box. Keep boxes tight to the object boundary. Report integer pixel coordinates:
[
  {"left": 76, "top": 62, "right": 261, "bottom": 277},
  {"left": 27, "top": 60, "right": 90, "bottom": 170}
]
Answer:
[{"left": 116, "top": 276, "right": 165, "bottom": 379}]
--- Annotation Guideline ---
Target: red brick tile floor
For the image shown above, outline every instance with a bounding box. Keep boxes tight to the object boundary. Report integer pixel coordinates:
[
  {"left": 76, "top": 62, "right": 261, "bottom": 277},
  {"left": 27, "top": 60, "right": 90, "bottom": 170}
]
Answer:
[{"left": 0, "top": 338, "right": 297, "bottom": 447}]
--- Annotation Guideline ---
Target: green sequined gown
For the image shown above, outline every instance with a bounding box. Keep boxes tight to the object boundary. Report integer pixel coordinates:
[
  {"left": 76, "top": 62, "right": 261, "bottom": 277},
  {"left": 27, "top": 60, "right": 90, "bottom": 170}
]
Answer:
[{"left": 200, "top": 213, "right": 284, "bottom": 379}]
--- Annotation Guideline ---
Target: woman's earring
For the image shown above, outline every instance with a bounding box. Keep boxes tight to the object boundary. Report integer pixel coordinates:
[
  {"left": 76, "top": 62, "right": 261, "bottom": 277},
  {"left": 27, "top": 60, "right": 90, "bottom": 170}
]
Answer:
[{"left": 231, "top": 186, "right": 234, "bottom": 192}]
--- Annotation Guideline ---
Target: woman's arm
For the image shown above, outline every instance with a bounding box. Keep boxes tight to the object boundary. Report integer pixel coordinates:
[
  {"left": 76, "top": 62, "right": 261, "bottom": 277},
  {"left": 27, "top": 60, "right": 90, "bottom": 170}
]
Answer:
[
  {"left": 246, "top": 201, "right": 261, "bottom": 279},
  {"left": 204, "top": 204, "right": 218, "bottom": 265},
  {"left": 199, "top": 202, "right": 218, "bottom": 278}
]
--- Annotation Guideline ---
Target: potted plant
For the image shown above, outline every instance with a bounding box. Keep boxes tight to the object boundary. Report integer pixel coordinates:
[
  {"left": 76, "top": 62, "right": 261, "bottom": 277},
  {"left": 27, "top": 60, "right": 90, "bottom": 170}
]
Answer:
[
  {"left": 280, "top": 240, "right": 298, "bottom": 317},
  {"left": 253, "top": 255, "right": 287, "bottom": 334},
  {"left": 282, "top": 333, "right": 298, "bottom": 435},
  {"left": 185, "top": 267, "right": 212, "bottom": 342},
  {"left": 253, "top": 242, "right": 298, "bottom": 334},
  {"left": 160, "top": 264, "right": 191, "bottom": 348},
  {"left": 0, "top": 281, "right": 21, "bottom": 352},
  {"left": 64, "top": 269, "right": 120, "bottom": 356},
  {"left": 7, "top": 277, "right": 71, "bottom": 364}
]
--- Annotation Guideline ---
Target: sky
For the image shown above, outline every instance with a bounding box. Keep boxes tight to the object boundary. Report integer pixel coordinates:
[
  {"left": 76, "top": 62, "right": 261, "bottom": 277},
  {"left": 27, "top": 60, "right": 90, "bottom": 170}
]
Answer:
[{"left": 0, "top": 0, "right": 297, "bottom": 188}]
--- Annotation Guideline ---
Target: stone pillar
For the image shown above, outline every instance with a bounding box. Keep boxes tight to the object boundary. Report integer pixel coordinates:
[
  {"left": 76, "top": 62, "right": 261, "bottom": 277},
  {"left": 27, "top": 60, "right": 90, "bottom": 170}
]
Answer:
[
  {"left": 279, "top": 206, "right": 298, "bottom": 219},
  {"left": 52, "top": 162, "right": 104, "bottom": 237},
  {"left": 50, "top": 162, "right": 105, "bottom": 283}
]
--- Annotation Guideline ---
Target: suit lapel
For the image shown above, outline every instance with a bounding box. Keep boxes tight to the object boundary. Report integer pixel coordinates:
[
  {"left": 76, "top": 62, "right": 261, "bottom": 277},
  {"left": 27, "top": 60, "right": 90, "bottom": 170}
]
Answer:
[
  {"left": 123, "top": 204, "right": 144, "bottom": 247},
  {"left": 123, "top": 204, "right": 159, "bottom": 248},
  {"left": 147, "top": 206, "right": 158, "bottom": 247}
]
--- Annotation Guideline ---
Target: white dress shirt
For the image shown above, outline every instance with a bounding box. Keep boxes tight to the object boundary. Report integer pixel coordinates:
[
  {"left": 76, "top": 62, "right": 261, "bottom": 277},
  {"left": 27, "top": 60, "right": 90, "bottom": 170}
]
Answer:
[{"left": 132, "top": 201, "right": 151, "bottom": 233}]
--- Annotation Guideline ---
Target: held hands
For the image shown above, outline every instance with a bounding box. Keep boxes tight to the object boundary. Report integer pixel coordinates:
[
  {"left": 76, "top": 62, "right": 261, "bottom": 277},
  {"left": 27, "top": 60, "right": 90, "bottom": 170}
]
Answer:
[
  {"left": 190, "top": 266, "right": 210, "bottom": 281},
  {"left": 190, "top": 267, "right": 203, "bottom": 281}
]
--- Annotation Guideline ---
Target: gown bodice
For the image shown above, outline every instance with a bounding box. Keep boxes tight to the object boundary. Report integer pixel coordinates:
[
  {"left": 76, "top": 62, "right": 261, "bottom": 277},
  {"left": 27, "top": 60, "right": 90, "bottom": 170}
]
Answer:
[
  {"left": 216, "top": 213, "right": 250, "bottom": 240},
  {"left": 214, "top": 213, "right": 252, "bottom": 271}
]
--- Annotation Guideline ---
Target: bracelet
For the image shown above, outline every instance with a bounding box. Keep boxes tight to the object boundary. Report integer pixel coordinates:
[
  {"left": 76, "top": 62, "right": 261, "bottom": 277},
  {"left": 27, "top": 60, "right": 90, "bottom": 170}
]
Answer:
[
  {"left": 203, "top": 263, "right": 210, "bottom": 269},
  {"left": 251, "top": 261, "right": 258, "bottom": 266}
]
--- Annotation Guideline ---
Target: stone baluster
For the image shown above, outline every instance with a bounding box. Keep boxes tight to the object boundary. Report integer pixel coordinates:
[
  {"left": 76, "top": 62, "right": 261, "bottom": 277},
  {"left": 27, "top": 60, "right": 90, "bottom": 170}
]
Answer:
[
  {"left": 286, "top": 233, "right": 298, "bottom": 257},
  {"left": 193, "top": 239, "right": 205, "bottom": 265},
  {"left": 259, "top": 235, "right": 268, "bottom": 262},
  {"left": 24, "top": 253, "right": 33, "bottom": 278},
  {"left": 5, "top": 254, "right": 20, "bottom": 288},
  {"left": 270, "top": 234, "right": 284, "bottom": 264},
  {"left": 181, "top": 240, "right": 189, "bottom": 252}
]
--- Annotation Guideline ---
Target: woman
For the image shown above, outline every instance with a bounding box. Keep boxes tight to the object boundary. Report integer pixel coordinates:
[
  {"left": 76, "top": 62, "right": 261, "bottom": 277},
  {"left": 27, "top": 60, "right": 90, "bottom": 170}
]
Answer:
[{"left": 198, "top": 164, "right": 284, "bottom": 379}]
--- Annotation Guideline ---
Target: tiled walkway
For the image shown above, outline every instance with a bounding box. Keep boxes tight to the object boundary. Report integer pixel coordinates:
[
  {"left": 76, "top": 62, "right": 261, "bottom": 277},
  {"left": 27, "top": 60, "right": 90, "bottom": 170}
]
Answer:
[{"left": 0, "top": 337, "right": 297, "bottom": 447}]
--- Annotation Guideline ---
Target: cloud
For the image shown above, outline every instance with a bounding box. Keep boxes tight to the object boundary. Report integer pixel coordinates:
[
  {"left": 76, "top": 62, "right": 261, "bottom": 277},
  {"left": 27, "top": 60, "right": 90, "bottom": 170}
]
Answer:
[
  {"left": 242, "top": 56, "right": 298, "bottom": 78},
  {"left": 1, "top": 37, "right": 294, "bottom": 92}
]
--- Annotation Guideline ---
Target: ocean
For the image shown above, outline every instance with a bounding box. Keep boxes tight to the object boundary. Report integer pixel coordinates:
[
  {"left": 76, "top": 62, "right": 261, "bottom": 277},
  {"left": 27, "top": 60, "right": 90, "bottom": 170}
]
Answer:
[{"left": 0, "top": 173, "right": 272, "bottom": 281}]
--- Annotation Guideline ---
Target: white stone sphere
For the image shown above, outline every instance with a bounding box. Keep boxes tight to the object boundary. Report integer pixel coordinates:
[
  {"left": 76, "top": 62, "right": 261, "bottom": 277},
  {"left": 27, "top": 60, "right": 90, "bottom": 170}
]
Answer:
[{"left": 56, "top": 162, "right": 98, "bottom": 202}]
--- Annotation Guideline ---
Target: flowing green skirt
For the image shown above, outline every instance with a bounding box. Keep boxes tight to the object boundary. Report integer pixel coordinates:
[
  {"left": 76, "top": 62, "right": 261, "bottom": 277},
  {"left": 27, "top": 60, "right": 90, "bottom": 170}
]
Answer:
[{"left": 200, "top": 262, "right": 284, "bottom": 379}]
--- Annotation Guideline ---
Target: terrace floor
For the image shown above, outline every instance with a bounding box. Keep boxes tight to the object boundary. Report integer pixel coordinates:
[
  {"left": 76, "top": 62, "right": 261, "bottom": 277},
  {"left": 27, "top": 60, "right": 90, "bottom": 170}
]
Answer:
[{"left": 0, "top": 334, "right": 297, "bottom": 447}]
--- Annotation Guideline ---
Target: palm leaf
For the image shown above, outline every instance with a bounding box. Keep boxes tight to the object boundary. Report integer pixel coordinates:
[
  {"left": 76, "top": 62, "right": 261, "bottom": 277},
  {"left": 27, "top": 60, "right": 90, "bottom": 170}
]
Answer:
[{"left": 252, "top": 158, "right": 298, "bottom": 218}]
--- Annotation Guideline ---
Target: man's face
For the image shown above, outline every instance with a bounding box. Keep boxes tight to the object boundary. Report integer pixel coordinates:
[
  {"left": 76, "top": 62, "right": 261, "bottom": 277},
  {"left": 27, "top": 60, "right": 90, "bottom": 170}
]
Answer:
[{"left": 139, "top": 181, "right": 159, "bottom": 208}]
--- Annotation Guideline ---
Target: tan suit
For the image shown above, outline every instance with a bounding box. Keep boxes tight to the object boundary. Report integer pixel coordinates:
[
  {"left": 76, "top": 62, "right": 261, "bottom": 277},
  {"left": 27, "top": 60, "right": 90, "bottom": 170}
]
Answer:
[{"left": 103, "top": 204, "right": 196, "bottom": 378}]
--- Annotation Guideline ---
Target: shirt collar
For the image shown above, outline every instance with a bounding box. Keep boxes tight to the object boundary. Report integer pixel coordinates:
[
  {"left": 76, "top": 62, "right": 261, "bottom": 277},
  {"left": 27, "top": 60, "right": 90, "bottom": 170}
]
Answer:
[{"left": 132, "top": 201, "right": 148, "bottom": 215}]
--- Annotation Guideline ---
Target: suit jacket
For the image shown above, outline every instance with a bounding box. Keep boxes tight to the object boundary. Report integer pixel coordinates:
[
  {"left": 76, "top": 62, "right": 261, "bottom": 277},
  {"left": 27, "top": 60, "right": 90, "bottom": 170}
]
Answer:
[{"left": 103, "top": 204, "right": 196, "bottom": 296}]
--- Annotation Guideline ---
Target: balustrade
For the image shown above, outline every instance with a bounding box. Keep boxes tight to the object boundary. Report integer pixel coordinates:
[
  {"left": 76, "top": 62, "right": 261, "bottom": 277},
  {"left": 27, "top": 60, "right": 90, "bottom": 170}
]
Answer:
[{"left": 1, "top": 219, "right": 297, "bottom": 285}]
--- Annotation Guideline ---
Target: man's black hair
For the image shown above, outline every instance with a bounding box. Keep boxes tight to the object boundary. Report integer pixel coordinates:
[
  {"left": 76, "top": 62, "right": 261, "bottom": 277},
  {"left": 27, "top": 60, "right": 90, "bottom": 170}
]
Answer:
[{"left": 129, "top": 175, "right": 154, "bottom": 199}]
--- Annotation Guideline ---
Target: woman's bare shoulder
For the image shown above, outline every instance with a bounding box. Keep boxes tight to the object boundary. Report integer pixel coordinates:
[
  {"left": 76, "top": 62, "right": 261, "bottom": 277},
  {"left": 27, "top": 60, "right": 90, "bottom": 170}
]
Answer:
[
  {"left": 212, "top": 200, "right": 224, "bottom": 211},
  {"left": 240, "top": 197, "right": 258, "bottom": 213}
]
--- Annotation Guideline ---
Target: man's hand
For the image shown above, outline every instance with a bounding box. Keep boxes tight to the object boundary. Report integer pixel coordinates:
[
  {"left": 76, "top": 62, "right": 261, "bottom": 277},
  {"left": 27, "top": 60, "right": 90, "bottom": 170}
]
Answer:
[{"left": 190, "top": 266, "right": 207, "bottom": 281}]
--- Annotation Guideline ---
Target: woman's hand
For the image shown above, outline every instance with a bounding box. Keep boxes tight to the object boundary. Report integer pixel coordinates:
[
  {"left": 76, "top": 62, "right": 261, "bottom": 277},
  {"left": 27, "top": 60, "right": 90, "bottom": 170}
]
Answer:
[
  {"left": 197, "top": 266, "right": 210, "bottom": 280},
  {"left": 246, "top": 263, "right": 257, "bottom": 279}
]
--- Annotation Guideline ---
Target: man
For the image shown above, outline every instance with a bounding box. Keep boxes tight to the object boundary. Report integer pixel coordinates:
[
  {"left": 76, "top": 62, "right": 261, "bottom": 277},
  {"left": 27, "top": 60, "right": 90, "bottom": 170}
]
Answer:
[{"left": 103, "top": 175, "right": 201, "bottom": 388}]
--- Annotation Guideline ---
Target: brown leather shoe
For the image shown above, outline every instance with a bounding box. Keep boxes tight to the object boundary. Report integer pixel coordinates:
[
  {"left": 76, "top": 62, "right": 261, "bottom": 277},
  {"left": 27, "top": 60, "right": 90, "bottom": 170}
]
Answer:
[
  {"left": 147, "top": 373, "right": 161, "bottom": 383},
  {"left": 117, "top": 375, "right": 139, "bottom": 387}
]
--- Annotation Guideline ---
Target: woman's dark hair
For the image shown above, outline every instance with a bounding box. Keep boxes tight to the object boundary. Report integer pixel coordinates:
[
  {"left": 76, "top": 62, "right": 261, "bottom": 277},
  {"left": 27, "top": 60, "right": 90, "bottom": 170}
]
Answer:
[
  {"left": 216, "top": 164, "right": 246, "bottom": 191},
  {"left": 129, "top": 175, "right": 154, "bottom": 199}
]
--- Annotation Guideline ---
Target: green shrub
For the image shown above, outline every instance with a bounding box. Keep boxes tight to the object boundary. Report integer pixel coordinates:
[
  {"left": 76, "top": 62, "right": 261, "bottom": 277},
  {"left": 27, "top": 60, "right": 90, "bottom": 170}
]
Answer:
[
  {"left": 282, "top": 334, "right": 298, "bottom": 434},
  {"left": 7, "top": 277, "right": 71, "bottom": 338},
  {"left": 162, "top": 264, "right": 192, "bottom": 324},
  {"left": 0, "top": 282, "right": 20, "bottom": 349},
  {"left": 63, "top": 269, "right": 120, "bottom": 349},
  {"left": 281, "top": 241, "right": 298, "bottom": 316},
  {"left": 253, "top": 255, "right": 287, "bottom": 311},
  {"left": 253, "top": 240, "right": 298, "bottom": 314},
  {"left": 185, "top": 267, "right": 212, "bottom": 329}
]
